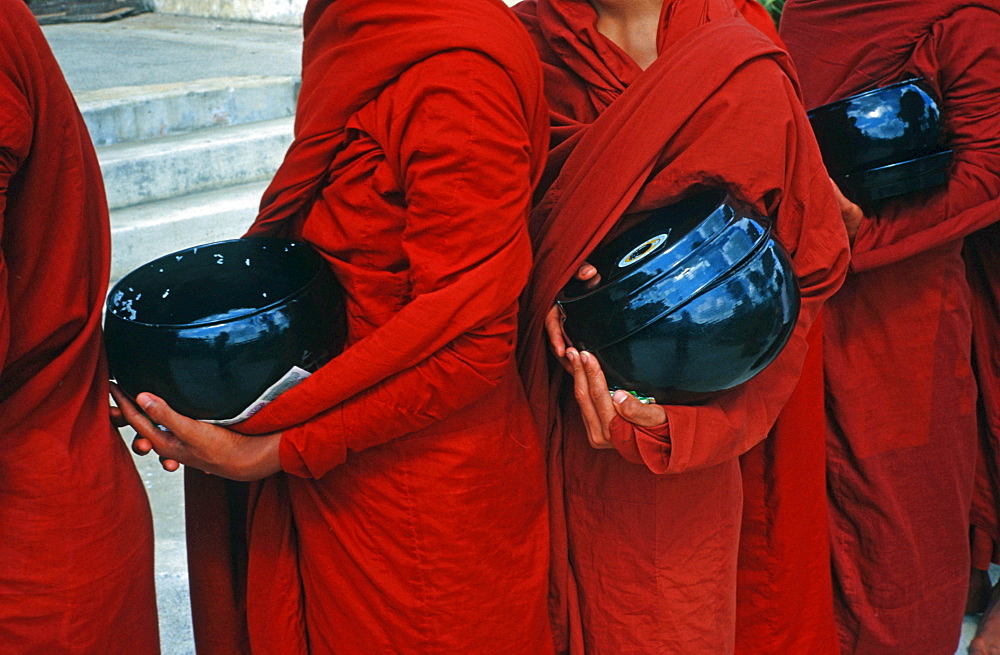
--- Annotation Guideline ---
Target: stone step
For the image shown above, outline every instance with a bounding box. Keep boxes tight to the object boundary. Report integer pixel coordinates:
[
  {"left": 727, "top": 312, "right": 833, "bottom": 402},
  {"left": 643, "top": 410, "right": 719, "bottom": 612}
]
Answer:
[
  {"left": 110, "top": 180, "right": 268, "bottom": 284},
  {"left": 33, "top": 3, "right": 148, "bottom": 26},
  {"left": 79, "top": 75, "right": 300, "bottom": 146},
  {"left": 98, "top": 116, "right": 293, "bottom": 210}
]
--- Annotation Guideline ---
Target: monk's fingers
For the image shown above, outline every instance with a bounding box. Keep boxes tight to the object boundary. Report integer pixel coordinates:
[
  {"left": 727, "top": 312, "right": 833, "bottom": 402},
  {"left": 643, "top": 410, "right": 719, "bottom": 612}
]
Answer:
[
  {"left": 109, "top": 385, "right": 188, "bottom": 459},
  {"left": 158, "top": 456, "right": 181, "bottom": 473},
  {"left": 131, "top": 396, "right": 269, "bottom": 479},
  {"left": 132, "top": 424, "right": 188, "bottom": 466},
  {"left": 576, "top": 262, "right": 597, "bottom": 281},
  {"left": 577, "top": 262, "right": 602, "bottom": 287},
  {"left": 110, "top": 383, "right": 161, "bottom": 437},
  {"left": 580, "top": 352, "right": 616, "bottom": 420},
  {"left": 545, "top": 304, "right": 569, "bottom": 361},
  {"left": 132, "top": 436, "right": 154, "bottom": 456},
  {"left": 136, "top": 395, "right": 243, "bottom": 470},
  {"left": 568, "top": 349, "right": 598, "bottom": 428},
  {"left": 576, "top": 262, "right": 602, "bottom": 289},
  {"left": 579, "top": 352, "right": 617, "bottom": 448},
  {"left": 611, "top": 390, "right": 667, "bottom": 428},
  {"left": 967, "top": 638, "right": 1000, "bottom": 655},
  {"left": 135, "top": 392, "right": 204, "bottom": 438},
  {"left": 110, "top": 388, "right": 154, "bottom": 456},
  {"left": 136, "top": 425, "right": 188, "bottom": 464},
  {"left": 109, "top": 403, "right": 129, "bottom": 428},
  {"left": 568, "top": 349, "right": 612, "bottom": 448}
]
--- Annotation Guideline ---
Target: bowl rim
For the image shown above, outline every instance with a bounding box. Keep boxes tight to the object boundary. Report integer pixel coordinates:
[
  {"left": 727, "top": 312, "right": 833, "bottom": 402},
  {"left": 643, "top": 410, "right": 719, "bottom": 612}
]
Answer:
[
  {"left": 806, "top": 77, "right": 931, "bottom": 116},
  {"left": 557, "top": 191, "right": 733, "bottom": 305},
  {"left": 106, "top": 237, "right": 331, "bottom": 329},
  {"left": 559, "top": 210, "right": 789, "bottom": 351},
  {"left": 579, "top": 233, "right": 795, "bottom": 353},
  {"left": 841, "top": 148, "right": 953, "bottom": 179}
]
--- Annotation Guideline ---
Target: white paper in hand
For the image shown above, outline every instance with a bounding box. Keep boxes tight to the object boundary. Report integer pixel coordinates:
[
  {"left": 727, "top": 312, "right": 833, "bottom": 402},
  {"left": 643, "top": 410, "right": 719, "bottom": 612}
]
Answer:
[{"left": 204, "top": 366, "right": 312, "bottom": 426}]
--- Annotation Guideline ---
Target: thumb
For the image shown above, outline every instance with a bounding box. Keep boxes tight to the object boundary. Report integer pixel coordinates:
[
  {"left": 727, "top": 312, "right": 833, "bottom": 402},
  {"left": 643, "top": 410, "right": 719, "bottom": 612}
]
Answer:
[
  {"left": 135, "top": 393, "right": 201, "bottom": 438},
  {"left": 109, "top": 384, "right": 184, "bottom": 456}
]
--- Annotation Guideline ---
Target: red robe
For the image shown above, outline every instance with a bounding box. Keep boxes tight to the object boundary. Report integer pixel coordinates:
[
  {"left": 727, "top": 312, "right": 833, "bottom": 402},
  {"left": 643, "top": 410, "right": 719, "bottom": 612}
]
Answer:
[
  {"left": 967, "top": 224, "right": 1000, "bottom": 572},
  {"left": 731, "top": 0, "right": 783, "bottom": 44},
  {"left": 512, "top": 0, "right": 850, "bottom": 652},
  {"left": 781, "top": 1, "right": 1000, "bottom": 651},
  {"left": 0, "top": 2, "right": 160, "bottom": 652},
  {"left": 723, "top": 4, "right": 840, "bottom": 654},
  {"left": 183, "top": 1, "right": 554, "bottom": 652}
]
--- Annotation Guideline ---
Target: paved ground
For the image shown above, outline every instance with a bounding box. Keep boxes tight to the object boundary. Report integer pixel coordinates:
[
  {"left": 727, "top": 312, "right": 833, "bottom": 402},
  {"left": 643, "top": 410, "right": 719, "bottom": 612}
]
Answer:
[
  {"left": 127, "top": 431, "right": 194, "bottom": 653},
  {"left": 44, "top": 12, "right": 301, "bottom": 92},
  {"left": 43, "top": 11, "right": 988, "bottom": 655}
]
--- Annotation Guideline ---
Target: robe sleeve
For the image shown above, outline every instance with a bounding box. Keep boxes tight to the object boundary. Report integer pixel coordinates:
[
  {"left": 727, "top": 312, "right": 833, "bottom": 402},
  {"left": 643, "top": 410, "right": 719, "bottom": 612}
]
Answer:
[
  {"left": 850, "top": 7, "right": 1000, "bottom": 272},
  {"left": 277, "top": 52, "right": 537, "bottom": 479},
  {"left": 0, "top": 71, "right": 32, "bottom": 375},
  {"left": 607, "top": 63, "right": 850, "bottom": 474}
]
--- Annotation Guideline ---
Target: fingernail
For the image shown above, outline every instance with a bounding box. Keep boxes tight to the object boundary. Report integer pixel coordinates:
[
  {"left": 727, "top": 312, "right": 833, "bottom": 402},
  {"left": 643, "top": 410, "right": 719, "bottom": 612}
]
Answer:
[
  {"left": 613, "top": 390, "right": 629, "bottom": 404},
  {"left": 566, "top": 348, "right": 578, "bottom": 361},
  {"left": 580, "top": 351, "right": 591, "bottom": 364},
  {"left": 138, "top": 394, "right": 155, "bottom": 410}
]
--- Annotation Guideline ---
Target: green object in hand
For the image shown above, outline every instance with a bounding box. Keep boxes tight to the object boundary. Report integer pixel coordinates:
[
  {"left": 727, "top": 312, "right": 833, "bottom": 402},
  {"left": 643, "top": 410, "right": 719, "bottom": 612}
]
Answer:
[{"left": 610, "top": 388, "right": 656, "bottom": 405}]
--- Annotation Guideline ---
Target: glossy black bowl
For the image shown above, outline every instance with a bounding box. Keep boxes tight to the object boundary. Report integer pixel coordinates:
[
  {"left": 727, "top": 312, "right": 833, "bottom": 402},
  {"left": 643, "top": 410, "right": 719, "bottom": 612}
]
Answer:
[
  {"left": 557, "top": 191, "right": 800, "bottom": 404},
  {"left": 105, "top": 238, "right": 345, "bottom": 421},
  {"left": 807, "top": 78, "right": 952, "bottom": 206}
]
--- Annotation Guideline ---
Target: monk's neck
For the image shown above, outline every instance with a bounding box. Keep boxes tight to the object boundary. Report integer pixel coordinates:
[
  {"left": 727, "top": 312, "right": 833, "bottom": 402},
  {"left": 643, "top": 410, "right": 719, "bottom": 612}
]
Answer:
[{"left": 589, "top": 0, "right": 663, "bottom": 70}]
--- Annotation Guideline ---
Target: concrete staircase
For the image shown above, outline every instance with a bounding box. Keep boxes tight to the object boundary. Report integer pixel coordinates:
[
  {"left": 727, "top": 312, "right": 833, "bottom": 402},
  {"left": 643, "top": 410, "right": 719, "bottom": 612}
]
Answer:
[{"left": 78, "top": 74, "right": 299, "bottom": 283}]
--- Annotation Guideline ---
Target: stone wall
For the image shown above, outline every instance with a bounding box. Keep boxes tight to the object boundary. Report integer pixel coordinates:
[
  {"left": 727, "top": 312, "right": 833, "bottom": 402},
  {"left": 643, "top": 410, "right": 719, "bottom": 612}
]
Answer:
[{"left": 151, "top": 0, "right": 306, "bottom": 25}]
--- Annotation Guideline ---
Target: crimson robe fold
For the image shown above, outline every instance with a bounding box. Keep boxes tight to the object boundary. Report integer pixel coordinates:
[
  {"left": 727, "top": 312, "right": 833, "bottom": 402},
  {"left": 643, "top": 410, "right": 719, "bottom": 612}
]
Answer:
[
  {"left": 512, "top": 0, "right": 850, "bottom": 652},
  {"left": 725, "top": 7, "right": 838, "bottom": 654},
  {"left": 961, "top": 77, "right": 1000, "bottom": 589},
  {"left": 183, "top": 1, "right": 554, "bottom": 653},
  {"left": 967, "top": 224, "right": 1000, "bottom": 574},
  {"left": 0, "top": 2, "right": 160, "bottom": 652},
  {"left": 781, "top": 1, "right": 1000, "bottom": 652}
]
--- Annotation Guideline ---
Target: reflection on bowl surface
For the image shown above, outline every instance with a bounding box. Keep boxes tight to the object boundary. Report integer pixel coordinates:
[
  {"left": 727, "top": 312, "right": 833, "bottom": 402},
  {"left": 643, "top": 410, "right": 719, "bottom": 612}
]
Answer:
[
  {"left": 807, "top": 78, "right": 952, "bottom": 205},
  {"left": 105, "top": 238, "right": 345, "bottom": 421},
  {"left": 558, "top": 191, "right": 800, "bottom": 404}
]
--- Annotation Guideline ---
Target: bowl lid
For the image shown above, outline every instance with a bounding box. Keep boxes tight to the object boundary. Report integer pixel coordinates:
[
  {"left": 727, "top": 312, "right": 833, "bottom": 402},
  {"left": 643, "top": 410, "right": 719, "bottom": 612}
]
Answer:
[
  {"left": 558, "top": 191, "right": 774, "bottom": 350},
  {"left": 560, "top": 191, "right": 730, "bottom": 300}
]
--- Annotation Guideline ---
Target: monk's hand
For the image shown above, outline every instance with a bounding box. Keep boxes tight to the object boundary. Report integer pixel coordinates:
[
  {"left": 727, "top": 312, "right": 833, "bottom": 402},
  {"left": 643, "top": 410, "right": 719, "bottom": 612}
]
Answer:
[
  {"left": 567, "top": 348, "right": 665, "bottom": 450},
  {"left": 109, "top": 383, "right": 282, "bottom": 482},
  {"left": 545, "top": 305, "right": 573, "bottom": 371},
  {"left": 577, "top": 262, "right": 601, "bottom": 289},
  {"left": 830, "top": 177, "right": 863, "bottom": 245},
  {"left": 109, "top": 395, "right": 177, "bottom": 469},
  {"left": 110, "top": 386, "right": 183, "bottom": 471},
  {"left": 109, "top": 400, "right": 129, "bottom": 429},
  {"left": 545, "top": 262, "right": 602, "bottom": 371}
]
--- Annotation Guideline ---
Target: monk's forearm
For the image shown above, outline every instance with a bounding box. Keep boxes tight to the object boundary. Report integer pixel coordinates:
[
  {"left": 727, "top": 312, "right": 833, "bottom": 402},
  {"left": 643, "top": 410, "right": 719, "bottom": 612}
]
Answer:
[
  {"left": 850, "top": 8, "right": 1000, "bottom": 272},
  {"left": 278, "top": 331, "right": 516, "bottom": 479}
]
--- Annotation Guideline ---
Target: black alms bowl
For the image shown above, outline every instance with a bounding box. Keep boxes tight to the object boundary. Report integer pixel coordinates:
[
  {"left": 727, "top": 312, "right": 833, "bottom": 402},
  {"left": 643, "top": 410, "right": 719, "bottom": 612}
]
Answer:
[
  {"left": 105, "top": 238, "right": 345, "bottom": 421},
  {"left": 557, "top": 191, "right": 800, "bottom": 404},
  {"left": 807, "top": 78, "right": 952, "bottom": 206}
]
